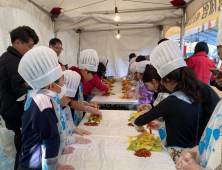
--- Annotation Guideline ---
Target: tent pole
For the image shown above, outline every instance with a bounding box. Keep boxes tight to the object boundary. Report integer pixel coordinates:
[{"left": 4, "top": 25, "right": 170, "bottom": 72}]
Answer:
[
  {"left": 27, "top": 0, "right": 53, "bottom": 17},
  {"left": 157, "top": 25, "right": 163, "bottom": 40},
  {"left": 77, "top": 29, "right": 81, "bottom": 65},
  {"left": 52, "top": 17, "right": 57, "bottom": 38},
  {"left": 180, "top": 10, "right": 185, "bottom": 54}
]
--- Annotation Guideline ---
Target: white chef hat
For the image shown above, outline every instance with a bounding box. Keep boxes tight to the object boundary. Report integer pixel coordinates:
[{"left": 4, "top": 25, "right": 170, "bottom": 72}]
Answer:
[
  {"left": 99, "top": 56, "right": 108, "bottom": 66},
  {"left": 18, "top": 46, "right": 63, "bottom": 89},
  {"left": 150, "top": 40, "right": 187, "bottom": 78},
  {"left": 216, "top": 10, "right": 222, "bottom": 46},
  {"left": 79, "top": 49, "right": 99, "bottom": 72},
  {"left": 136, "top": 60, "right": 150, "bottom": 73},
  {"left": 130, "top": 62, "right": 138, "bottom": 74},
  {"left": 63, "top": 70, "right": 81, "bottom": 98},
  {"left": 129, "top": 57, "right": 136, "bottom": 65}
]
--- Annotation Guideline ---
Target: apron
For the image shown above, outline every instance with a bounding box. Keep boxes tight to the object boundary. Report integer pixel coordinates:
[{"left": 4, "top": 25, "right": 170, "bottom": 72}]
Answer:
[
  {"left": 74, "top": 82, "right": 84, "bottom": 126},
  {"left": 156, "top": 91, "right": 195, "bottom": 163},
  {"left": 63, "top": 106, "right": 76, "bottom": 137},
  {"left": 24, "top": 89, "right": 66, "bottom": 170},
  {"left": 135, "top": 79, "right": 143, "bottom": 95},
  {"left": 196, "top": 99, "right": 222, "bottom": 169},
  {"left": 153, "top": 92, "right": 170, "bottom": 146},
  {"left": 156, "top": 91, "right": 194, "bottom": 147}
]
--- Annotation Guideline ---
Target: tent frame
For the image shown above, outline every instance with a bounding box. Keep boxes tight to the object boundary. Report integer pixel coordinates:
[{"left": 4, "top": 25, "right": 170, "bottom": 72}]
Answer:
[{"left": 27, "top": 0, "right": 205, "bottom": 52}]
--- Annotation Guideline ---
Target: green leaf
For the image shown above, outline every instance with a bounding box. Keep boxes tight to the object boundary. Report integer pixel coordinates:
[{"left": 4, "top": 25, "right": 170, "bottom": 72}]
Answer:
[{"left": 127, "top": 141, "right": 137, "bottom": 151}]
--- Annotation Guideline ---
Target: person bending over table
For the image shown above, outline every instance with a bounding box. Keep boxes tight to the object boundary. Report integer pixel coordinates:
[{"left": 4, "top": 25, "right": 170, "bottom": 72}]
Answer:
[
  {"left": 61, "top": 70, "right": 92, "bottom": 145},
  {"left": 134, "top": 41, "right": 202, "bottom": 163},
  {"left": 82, "top": 62, "right": 109, "bottom": 101},
  {"left": 126, "top": 60, "right": 154, "bottom": 105},
  {"left": 138, "top": 64, "right": 220, "bottom": 141},
  {"left": 69, "top": 49, "right": 101, "bottom": 125}
]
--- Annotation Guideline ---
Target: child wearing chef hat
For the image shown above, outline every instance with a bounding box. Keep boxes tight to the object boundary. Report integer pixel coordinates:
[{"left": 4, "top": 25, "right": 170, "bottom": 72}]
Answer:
[{"left": 18, "top": 46, "right": 74, "bottom": 170}]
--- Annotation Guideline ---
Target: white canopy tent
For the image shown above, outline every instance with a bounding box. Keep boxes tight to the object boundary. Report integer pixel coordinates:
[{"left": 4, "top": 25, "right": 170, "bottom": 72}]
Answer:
[{"left": 0, "top": 0, "right": 210, "bottom": 76}]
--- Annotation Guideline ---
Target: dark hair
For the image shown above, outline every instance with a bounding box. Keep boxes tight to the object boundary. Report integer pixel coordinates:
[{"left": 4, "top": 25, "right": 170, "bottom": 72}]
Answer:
[
  {"left": 10, "top": 26, "right": 39, "bottom": 44},
  {"left": 162, "top": 67, "right": 201, "bottom": 103},
  {"left": 97, "top": 62, "right": 106, "bottom": 77},
  {"left": 158, "top": 38, "right": 169, "bottom": 45},
  {"left": 87, "top": 70, "right": 97, "bottom": 76},
  {"left": 49, "top": 38, "right": 62, "bottom": 46},
  {"left": 135, "top": 55, "right": 146, "bottom": 62},
  {"left": 129, "top": 53, "right": 136, "bottom": 61},
  {"left": 143, "top": 65, "right": 161, "bottom": 82},
  {"left": 194, "top": 42, "right": 209, "bottom": 54}
]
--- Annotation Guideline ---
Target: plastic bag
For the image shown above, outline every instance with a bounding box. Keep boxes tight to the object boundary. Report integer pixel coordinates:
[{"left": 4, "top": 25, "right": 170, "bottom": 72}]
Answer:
[{"left": 0, "top": 117, "right": 16, "bottom": 170}]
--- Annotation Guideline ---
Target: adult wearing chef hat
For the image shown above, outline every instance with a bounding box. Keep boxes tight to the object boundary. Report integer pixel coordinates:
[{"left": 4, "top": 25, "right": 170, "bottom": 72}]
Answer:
[
  {"left": 18, "top": 46, "right": 74, "bottom": 170},
  {"left": 134, "top": 40, "right": 202, "bottom": 162}
]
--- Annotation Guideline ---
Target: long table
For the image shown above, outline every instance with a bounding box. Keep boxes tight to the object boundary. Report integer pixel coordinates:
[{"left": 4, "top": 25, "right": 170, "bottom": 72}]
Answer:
[
  {"left": 90, "top": 83, "right": 138, "bottom": 105},
  {"left": 59, "top": 110, "right": 176, "bottom": 170}
]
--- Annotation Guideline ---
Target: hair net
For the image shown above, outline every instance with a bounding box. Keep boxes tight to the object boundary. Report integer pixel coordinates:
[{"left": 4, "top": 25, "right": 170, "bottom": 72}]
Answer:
[
  {"left": 18, "top": 46, "right": 63, "bottom": 89},
  {"left": 79, "top": 49, "right": 99, "bottom": 72},
  {"left": 136, "top": 60, "right": 150, "bottom": 73},
  {"left": 150, "top": 40, "right": 187, "bottom": 78},
  {"left": 63, "top": 70, "right": 81, "bottom": 98}
]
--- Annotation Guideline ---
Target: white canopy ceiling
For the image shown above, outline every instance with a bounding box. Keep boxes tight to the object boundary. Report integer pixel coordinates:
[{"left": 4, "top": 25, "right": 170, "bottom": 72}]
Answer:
[{"left": 31, "top": 0, "right": 210, "bottom": 33}]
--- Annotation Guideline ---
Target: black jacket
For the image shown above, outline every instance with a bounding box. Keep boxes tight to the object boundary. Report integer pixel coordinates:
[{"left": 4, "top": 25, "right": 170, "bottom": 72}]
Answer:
[
  {"left": 198, "top": 81, "right": 220, "bottom": 140},
  {"left": 0, "top": 46, "right": 30, "bottom": 130}
]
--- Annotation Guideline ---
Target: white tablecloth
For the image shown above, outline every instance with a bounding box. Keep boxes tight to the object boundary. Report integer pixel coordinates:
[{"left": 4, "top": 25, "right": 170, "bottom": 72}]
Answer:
[
  {"left": 90, "top": 83, "right": 138, "bottom": 105},
  {"left": 59, "top": 110, "right": 176, "bottom": 170}
]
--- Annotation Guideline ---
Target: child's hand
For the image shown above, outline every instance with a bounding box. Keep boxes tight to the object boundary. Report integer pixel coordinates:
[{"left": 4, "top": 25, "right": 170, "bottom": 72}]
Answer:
[
  {"left": 60, "top": 96, "right": 71, "bottom": 107},
  {"left": 62, "top": 146, "right": 75, "bottom": 155},
  {"left": 75, "top": 136, "right": 91, "bottom": 144},
  {"left": 57, "top": 163, "right": 75, "bottom": 170},
  {"left": 74, "top": 128, "right": 92, "bottom": 136}
]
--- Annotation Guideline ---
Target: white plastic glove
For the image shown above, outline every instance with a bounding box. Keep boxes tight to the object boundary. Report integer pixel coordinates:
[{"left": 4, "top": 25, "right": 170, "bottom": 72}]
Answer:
[
  {"left": 148, "top": 121, "right": 162, "bottom": 130},
  {"left": 84, "top": 106, "right": 102, "bottom": 116},
  {"left": 140, "top": 109, "right": 150, "bottom": 115},
  {"left": 137, "top": 104, "right": 152, "bottom": 112},
  {"left": 74, "top": 127, "right": 92, "bottom": 136},
  {"left": 179, "top": 146, "right": 198, "bottom": 160},
  {"left": 127, "top": 92, "right": 140, "bottom": 99},
  {"left": 75, "top": 136, "right": 91, "bottom": 144},
  {"left": 61, "top": 146, "right": 75, "bottom": 155},
  {"left": 135, "top": 125, "right": 144, "bottom": 132},
  {"left": 57, "top": 163, "right": 75, "bottom": 170},
  {"left": 176, "top": 153, "right": 210, "bottom": 170},
  {"left": 83, "top": 101, "right": 96, "bottom": 108}
]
